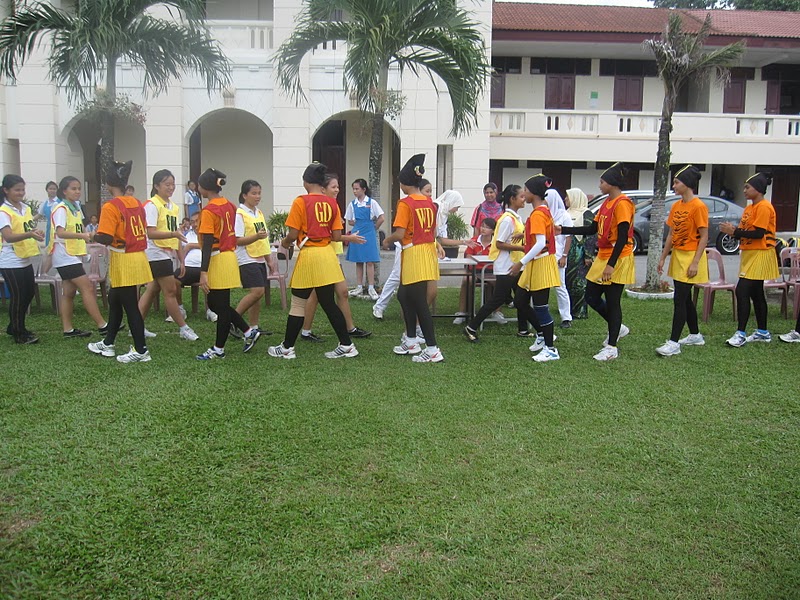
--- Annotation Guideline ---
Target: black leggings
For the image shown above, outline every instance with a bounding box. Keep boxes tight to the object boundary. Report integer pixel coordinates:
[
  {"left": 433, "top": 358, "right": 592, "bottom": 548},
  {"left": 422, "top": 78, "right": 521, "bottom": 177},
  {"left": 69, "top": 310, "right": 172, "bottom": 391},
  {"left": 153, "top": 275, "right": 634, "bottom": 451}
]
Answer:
[
  {"left": 208, "top": 289, "right": 250, "bottom": 349},
  {"left": 398, "top": 281, "right": 436, "bottom": 346},
  {"left": 105, "top": 285, "right": 147, "bottom": 353},
  {"left": 284, "top": 284, "right": 351, "bottom": 348},
  {"left": 736, "top": 278, "right": 768, "bottom": 332},
  {"left": 670, "top": 280, "right": 699, "bottom": 342},
  {"left": 2, "top": 265, "right": 36, "bottom": 337},
  {"left": 469, "top": 274, "right": 536, "bottom": 333},
  {"left": 585, "top": 281, "right": 625, "bottom": 346},
  {"left": 515, "top": 287, "right": 554, "bottom": 346}
]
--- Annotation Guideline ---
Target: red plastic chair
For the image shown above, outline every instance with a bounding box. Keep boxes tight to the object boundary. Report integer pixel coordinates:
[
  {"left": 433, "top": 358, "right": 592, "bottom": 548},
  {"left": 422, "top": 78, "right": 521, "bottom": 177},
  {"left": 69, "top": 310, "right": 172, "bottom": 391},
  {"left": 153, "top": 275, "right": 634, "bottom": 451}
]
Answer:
[
  {"left": 85, "top": 243, "right": 109, "bottom": 308},
  {"left": 782, "top": 247, "right": 800, "bottom": 321},
  {"left": 764, "top": 248, "right": 789, "bottom": 318},
  {"left": 265, "top": 243, "right": 289, "bottom": 310},
  {"left": 692, "top": 248, "right": 736, "bottom": 322}
]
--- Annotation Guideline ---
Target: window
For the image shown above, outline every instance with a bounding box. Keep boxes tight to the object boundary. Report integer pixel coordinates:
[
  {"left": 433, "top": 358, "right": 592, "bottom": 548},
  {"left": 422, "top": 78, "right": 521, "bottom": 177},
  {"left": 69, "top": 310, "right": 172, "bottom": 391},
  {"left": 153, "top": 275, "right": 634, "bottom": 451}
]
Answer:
[
  {"left": 599, "top": 60, "right": 658, "bottom": 77},
  {"left": 530, "top": 58, "right": 590, "bottom": 76},
  {"left": 492, "top": 56, "right": 522, "bottom": 75}
]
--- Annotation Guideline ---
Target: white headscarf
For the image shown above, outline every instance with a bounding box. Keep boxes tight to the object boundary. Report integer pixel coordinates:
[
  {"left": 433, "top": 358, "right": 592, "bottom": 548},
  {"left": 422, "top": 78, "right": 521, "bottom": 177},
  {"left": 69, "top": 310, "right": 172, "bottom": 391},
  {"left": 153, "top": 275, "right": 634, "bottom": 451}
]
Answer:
[
  {"left": 566, "top": 188, "right": 589, "bottom": 222},
  {"left": 434, "top": 190, "right": 464, "bottom": 234}
]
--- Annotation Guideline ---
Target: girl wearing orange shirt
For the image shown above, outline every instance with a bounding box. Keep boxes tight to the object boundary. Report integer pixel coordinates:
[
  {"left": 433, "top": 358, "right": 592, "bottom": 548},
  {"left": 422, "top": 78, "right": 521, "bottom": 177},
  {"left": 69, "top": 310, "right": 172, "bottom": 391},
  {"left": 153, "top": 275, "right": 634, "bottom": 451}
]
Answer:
[
  {"left": 559, "top": 162, "right": 635, "bottom": 361},
  {"left": 195, "top": 168, "right": 261, "bottom": 360},
  {"left": 720, "top": 172, "right": 779, "bottom": 347},
  {"left": 655, "top": 165, "right": 709, "bottom": 356}
]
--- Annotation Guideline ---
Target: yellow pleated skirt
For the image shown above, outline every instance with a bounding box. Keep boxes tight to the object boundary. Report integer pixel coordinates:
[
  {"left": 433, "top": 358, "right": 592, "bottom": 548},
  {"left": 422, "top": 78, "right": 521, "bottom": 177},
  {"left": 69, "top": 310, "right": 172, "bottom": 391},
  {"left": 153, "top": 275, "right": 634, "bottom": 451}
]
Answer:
[
  {"left": 401, "top": 243, "right": 440, "bottom": 285},
  {"left": 519, "top": 254, "right": 561, "bottom": 291},
  {"left": 586, "top": 253, "right": 636, "bottom": 285},
  {"left": 109, "top": 251, "right": 152, "bottom": 288},
  {"left": 739, "top": 249, "right": 779, "bottom": 281},
  {"left": 669, "top": 248, "right": 709, "bottom": 284},
  {"left": 291, "top": 244, "right": 345, "bottom": 289},
  {"left": 331, "top": 241, "right": 344, "bottom": 255},
  {"left": 208, "top": 251, "right": 242, "bottom": 290}
]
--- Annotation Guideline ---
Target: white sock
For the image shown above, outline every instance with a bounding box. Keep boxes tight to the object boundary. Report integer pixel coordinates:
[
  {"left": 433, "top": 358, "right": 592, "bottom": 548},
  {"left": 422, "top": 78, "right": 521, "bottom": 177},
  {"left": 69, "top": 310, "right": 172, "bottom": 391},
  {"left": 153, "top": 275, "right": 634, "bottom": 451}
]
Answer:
[
  {"left": 213, "top": 346, "right": 224, "bottom": 354},
  {"left": 244, "top": 327, "right": 254, "bottom": 336},
  {"left": 180, "top": 324, "right": 189, "bottom": 332},
  {"left": 302, "top": 329, "right": 312, "bottom": 336},
  {"left": 100, "top": 322, "right": 108, "bottom": 328},
  {"left": 427, "top": 345, "right": 439, "bottom": 353},
  {"left": 368, "top": 285, "right": 375, "bottom": 291}
]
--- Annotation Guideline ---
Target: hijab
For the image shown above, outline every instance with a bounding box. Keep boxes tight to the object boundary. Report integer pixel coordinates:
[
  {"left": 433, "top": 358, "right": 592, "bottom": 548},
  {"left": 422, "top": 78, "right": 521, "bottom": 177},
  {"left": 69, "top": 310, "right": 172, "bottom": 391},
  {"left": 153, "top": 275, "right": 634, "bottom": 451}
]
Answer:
[{"left": 434, "top": 190, "right": 464, "bottom": 234}]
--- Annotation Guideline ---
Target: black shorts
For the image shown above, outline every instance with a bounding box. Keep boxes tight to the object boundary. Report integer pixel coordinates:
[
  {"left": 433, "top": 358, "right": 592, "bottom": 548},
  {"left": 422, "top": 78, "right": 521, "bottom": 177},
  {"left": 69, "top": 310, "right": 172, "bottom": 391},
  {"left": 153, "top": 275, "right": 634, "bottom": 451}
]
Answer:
[
  {"left": 56, "top": 263, "right": 86, "bottom": 281},
  {"left": 175, "top": 266, "right": 201, "bottom": 286},
  {"left": 149, "top": 259, "right": 174, "bottom": 279},
  {"left": 240, "top": 262, "right": 267, "bottom": 289}
]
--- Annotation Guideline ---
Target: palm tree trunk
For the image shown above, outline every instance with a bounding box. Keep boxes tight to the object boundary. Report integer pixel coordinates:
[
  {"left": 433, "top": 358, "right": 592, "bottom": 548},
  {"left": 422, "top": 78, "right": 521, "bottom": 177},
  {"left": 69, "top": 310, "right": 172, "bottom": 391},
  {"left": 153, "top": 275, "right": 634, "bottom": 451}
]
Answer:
[
  {"left": 99, "top": 55, "right": 117, "bottom": 205},
  {"left": 645, "top": 90, "right": 675, "bottom": 291},
  {"left": 367, "top": 66, "right": 389, "bottom": 288}
]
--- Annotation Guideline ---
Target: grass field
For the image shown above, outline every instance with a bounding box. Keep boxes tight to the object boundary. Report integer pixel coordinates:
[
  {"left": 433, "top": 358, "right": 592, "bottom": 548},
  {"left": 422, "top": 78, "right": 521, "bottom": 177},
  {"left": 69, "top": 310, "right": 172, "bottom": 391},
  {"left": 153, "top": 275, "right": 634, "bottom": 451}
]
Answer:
[{"left": 1, "top": 287, "right": 798, "bottom": 598}]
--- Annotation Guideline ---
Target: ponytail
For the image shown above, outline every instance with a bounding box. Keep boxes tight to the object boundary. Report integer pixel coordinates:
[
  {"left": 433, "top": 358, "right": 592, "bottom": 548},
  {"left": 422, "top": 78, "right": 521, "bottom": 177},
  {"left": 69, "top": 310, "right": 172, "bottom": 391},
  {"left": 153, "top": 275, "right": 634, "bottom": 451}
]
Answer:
[{"left": 500, "top": 184, "right": 521, "bottom": 209}]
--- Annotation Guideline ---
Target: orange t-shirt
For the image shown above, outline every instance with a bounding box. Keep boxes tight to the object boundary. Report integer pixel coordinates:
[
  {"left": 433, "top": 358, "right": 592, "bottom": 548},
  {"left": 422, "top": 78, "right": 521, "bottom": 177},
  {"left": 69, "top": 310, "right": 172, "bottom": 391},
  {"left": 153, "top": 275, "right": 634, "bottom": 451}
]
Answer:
[
  {"left": 527, "top": 208, "right": 555, "bottom": 256},
  {"left": 198, "top": 197, "right": 236, "bottom": 250},
  {"left": 739, "top": 200, "right": 776, "bottom": 250},
  {"left": 393, "top": 194, "right": 433, "bottom": 247},
  {"left": 97, "top": 195, "right": 145, "bottom": 248},
  {"left": 285, "top": 195, "right": 343, "bottom": 248},
  {"left": 594, "top": 195, "right": 635, "bottom": 260},
  {"left": 667, "top": 197, "right": 709, "bottom": 251}
]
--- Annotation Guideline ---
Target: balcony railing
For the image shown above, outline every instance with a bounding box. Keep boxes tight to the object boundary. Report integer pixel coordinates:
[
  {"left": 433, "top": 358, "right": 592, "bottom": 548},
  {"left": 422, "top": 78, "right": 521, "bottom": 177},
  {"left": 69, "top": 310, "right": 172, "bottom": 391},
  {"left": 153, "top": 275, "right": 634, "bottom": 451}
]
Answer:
[
  {"left": 207, "top": 20, "right": 273, "bottom": 51},
  {"left": 491, "top": 109, "right": 800, "bottom": 142}
]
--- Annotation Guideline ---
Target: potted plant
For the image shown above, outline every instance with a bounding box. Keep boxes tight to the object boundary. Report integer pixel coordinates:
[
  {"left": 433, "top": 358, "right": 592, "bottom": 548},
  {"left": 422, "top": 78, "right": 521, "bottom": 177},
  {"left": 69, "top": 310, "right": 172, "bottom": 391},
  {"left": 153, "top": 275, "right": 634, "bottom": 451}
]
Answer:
[
  {"left": 267, "top": 210, "right": 292, "bottom": 259},
  {"left": 445, "top": 212, "right": 469, "bottom": 258}
]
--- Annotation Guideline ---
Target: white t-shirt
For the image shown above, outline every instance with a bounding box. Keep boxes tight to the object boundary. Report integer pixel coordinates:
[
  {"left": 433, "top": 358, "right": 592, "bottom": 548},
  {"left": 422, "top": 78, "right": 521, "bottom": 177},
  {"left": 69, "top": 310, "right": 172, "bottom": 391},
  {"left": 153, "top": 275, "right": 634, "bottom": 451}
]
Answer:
[
  {"left": 183, "top": 229, "right": 201, "bottom": 268},
  {"left": 344, "top": 197, "right": 384, "bottom": 223},
  {"left": 545, "top": 189, "right": 572, "bottom": 258},
  {"left": 50, "top": 204, "right": 83, "bottom": 268},
  {"left": 144, "top": 201, "right": 175, "bottom": 262},
  {"left": 492, "top": 209, "right": 522, "bottom": 276},
  {"left": 0, "top": 203, "right": 34, "bottom": 269},
  {"left": 234, "top": 205, "right": 266, "bottom": 266}
]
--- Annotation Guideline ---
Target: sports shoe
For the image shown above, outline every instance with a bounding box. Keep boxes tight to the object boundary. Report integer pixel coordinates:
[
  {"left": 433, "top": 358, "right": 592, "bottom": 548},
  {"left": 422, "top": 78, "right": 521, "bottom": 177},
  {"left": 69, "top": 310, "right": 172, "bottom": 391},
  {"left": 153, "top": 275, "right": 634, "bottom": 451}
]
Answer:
[
  {"left": 301, "top": 331, "right": 323, "bottom": 342},
  {"left": 88, "top": 340, "right": 115, "bottom": 357},
  {"left": 348, "top": 285, "right": 363, "bottom": 297},
  {"left": 516, "top": 330, "right": 537, "bottom": 338},
  {"left": 368, "top": 288, "right": 379, "bottom": 301},
  {"left": 452, "top": 312, "right": 468, "bottom": 325},
  {"left": 533, "top": 347, "right": 560, "bottom": 362},
  {"left": 463, "top": 326, "right": 479, "bottom": 343},
  {"left": 130, "top": 328, "right": 157, "bottom": 338},
  {"left": 655, "top": 340, "right": 681, "bottom": 357},
  {"left": 593, "top": 346, "right": 619, "bottom": 361},
  {"left": 603, "top": 324, "right": 629, "bottom": 346},
  {"left": 488, "top": 310, "right": 507, "bottom": 324},
  {"left": 372, "top": 306, "right": 384, "bottom": 320},
  {"left": 779, "top": 330, "right": 800, "bottom": 343},
  {"left": 412, "top": 348, "right": 444, "bottom": 363},
  {"left": 348, "top": 326, "right": 372, "bottom": 338},
  {"left": 267, "top": 344, "right": 296, "bottom": 359},
  {"left": 678, "top": 333, "right": 705, "bottom": 346},
  {"left": 206, "top": 309, "right": 218, "bottom": 322},
  {"left": 324, "top": 344, "right": 359, "bottom": 358},
  {"left": 15, "top": 332, "right": 39, "bottom": 344},
  {"left": 529, "top": 335, "right": 545, "bottom": 353},
  {"left": 393, "top": 340, "right": 422, "bottom": 355},
  {"left": 179, "top": 326, "right": 199, "bottom": 341},
  {"left": 726, "top": 331, "right": 747, "bottom": 347},
  {"left": 746, "top": 330, "right": 772, "bottom": 343},
  {"left": 116, "top": 346, "right": 151, "bottom": 363},
  {"left": 243, "top": 328, "right": 261, "bottom": 353},
  {"left": 196, "top": 347, "right": 225, "bottom": 361},
  {"left": 229, "top": 325, "right": 244, "bottom": 340},
  {"left": 63, "top": 328, "right": 91, "bottom": 338},
  {"left": 165, "top": 315, "right": 174, "bottom": 323},
  {"left": 560, "top": 320, "right": 572, "bottom": 329},
  {"left": 416, "top": 325, "right": 424, "bottom": 339}
]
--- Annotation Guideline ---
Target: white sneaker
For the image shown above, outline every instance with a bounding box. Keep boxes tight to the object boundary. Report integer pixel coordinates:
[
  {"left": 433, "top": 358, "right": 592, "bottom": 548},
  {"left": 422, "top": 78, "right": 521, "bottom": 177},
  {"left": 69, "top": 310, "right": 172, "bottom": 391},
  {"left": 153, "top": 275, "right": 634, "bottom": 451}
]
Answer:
[
  {"left": 116, "top": 346, "right": 151, "bottom": 363},
  {"left": 368, "top": 288, "right": 379, "bottom": 301},
  {"left": 179, "top": 305, "right": 187, "bottom": 319},
  {"left": 726, "top": 331, "right": 747, "bottom": 347},
  {"left": 603, "top": 324, "right": 629, "bottom": 346},
  {"left": 373, "top": 306, "right": 384, "bottom": 320},
  {"left": 130, "top": 328, "right": 157, "bottom": 338},
  {"left": 533, "top": 347, "right": 560, "bottom": 362},
  {"left": 165, "top": 315, "right": 174, "bottom": 323},
  {"left": 746, "top": 330, "right": 772, "bottom": 343},
  {"left": 678, "top": 333, "right": 705, "bottom": 346},
  {"left": 779, "top": 330, "right": 800, "bottom": 343},
  {"left": 196, "top": 347, "right": 225, "bottom": 361},
  {"left": 412, "top": 348, "right": 444, "bottom": 363},
  {"left": 206, "top": 309, "right": 218, "bottom": 322},
  {"left": 267, "top": 344, "right": 296, "bottom": 359},
  {"left": 393, "top": 341, "right": 421, "bottom": 355},
  {"left": 180, "top": 326, "right": 199, "bottom": 341},
  {"left": 488, "top": 310, "right": 508, "bottom": 324},
  {"left": 348, "top": 286, "right": 363, "bottom": 297},
  {"left": 88, "top": 340, "right": 115, "bottom": 357},
  {"left": 416, "top": 325, "right": 424, "bottom": 339},
  {"left": 452, "top": 312, "right": 468, "bottom": 325},
  {"left": 324, "top": 344, "right": 359, "bottom": 359},
  {"left": 529, "top": 335, "right": 545, "bottom": 352},
  {"left": 655, "top": 340, "right": 681, "bottom": 357},
  {"left": 593, "top": 346, "right": 619, "bottom": 361}
]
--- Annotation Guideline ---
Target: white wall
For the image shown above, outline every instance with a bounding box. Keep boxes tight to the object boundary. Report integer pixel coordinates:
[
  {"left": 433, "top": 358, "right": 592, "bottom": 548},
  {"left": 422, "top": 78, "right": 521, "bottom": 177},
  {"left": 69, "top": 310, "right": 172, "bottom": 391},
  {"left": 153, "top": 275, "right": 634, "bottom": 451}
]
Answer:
[{"left": 206, "top": 0, "right": 274, "bottom": 20}]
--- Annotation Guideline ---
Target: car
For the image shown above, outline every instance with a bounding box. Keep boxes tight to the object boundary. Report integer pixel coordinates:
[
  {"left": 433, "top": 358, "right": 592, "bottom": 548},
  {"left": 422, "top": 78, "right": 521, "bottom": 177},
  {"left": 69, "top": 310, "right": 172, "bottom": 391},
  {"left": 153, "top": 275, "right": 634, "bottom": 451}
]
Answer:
[{"left": 633, "top": 195, "right": 743, "bottom": 255}]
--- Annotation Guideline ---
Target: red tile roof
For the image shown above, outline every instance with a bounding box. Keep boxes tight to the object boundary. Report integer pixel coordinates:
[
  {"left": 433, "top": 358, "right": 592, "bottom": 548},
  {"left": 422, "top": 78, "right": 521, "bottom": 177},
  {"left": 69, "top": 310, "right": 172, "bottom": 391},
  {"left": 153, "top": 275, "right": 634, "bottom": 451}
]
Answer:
[{"left": 493, "top": 2, "right": 800, "bottom": 39}]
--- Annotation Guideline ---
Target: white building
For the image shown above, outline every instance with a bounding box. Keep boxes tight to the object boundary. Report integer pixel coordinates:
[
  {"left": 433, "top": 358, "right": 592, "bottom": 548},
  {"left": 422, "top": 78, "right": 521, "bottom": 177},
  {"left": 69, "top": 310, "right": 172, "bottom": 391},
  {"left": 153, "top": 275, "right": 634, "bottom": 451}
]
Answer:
[{"left": 0, "top": 1, "right": 799, "bottom": 232}]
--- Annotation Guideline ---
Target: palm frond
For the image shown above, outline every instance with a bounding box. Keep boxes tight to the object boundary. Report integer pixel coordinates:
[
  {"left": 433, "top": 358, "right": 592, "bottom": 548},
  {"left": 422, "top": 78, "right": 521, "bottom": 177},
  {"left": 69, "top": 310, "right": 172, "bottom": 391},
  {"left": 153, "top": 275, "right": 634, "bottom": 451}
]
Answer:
[{"left": 0, "top": 3, "right": 76, "bottom": 80}]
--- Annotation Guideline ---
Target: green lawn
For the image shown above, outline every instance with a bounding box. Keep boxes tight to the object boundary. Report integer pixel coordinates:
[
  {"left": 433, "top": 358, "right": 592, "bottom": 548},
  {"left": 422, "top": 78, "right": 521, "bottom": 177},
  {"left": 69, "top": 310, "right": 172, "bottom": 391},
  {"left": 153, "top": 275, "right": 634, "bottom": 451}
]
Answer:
[{"left": 1, "top": 288, "right": 798, "bottom": 598}]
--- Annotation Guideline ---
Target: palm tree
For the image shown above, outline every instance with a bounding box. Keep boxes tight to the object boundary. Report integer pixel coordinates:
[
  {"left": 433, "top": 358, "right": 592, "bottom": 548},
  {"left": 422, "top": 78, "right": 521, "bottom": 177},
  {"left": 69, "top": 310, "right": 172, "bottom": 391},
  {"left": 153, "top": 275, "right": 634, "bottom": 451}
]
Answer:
[
  {"left": 642, "top": 12, "right": 743, "bottom": 290},
  {"left": 0, "top": 0, "right": 230, "bottom": 200},
  {"left": 275, "top": 0, "right": 489, "bottom": 208}
]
